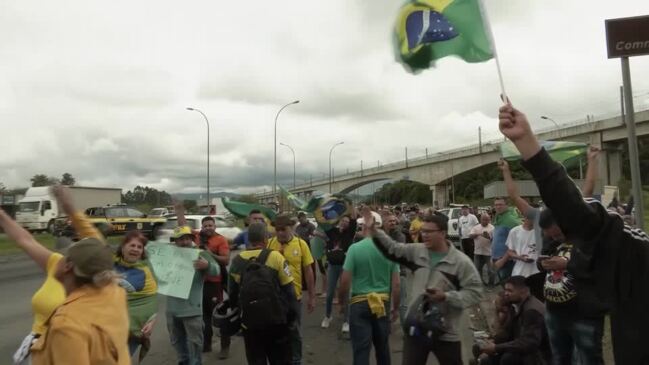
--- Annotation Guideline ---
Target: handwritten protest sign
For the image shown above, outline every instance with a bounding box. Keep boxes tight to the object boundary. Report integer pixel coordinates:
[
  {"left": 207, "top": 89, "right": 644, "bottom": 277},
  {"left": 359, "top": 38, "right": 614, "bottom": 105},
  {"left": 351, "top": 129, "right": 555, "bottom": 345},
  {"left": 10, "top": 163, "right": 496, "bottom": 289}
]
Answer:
[{"left": 146, "top": 242, "right": 199, "bottom": 299}]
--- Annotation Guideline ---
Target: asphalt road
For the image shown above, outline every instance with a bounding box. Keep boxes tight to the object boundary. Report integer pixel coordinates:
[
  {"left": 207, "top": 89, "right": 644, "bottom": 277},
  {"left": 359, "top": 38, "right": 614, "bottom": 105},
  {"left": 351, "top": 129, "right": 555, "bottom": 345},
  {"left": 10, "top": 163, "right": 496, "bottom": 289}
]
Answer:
[{"left": 1, "top": 256, "right": 480, "bottom": 365}]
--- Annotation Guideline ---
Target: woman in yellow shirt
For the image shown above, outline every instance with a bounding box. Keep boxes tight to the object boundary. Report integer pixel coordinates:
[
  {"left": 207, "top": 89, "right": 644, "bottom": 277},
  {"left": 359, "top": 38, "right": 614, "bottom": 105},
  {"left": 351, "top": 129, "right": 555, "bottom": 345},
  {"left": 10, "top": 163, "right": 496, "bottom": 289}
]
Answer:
[{"left": 0, "top": 186, "right": 103, "bottom": 364}]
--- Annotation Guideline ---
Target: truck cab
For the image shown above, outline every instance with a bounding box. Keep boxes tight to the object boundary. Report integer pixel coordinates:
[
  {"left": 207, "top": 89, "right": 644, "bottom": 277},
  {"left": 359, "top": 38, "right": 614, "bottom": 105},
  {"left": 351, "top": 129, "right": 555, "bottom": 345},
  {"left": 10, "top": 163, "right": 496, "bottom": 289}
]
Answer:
[{"left": 15, "top": 187, "right": 59, "bottom": 233}]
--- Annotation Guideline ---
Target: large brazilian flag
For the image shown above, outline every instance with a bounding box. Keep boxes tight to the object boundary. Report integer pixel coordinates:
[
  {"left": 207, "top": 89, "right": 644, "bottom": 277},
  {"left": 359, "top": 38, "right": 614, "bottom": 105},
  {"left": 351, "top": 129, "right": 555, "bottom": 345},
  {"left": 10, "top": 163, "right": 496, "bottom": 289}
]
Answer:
[
  {"left": 395, "top": 0, "right": 494, "bottom": 72},
  {"left": 500, "top": 140, "right": 588, "bottom": 166}
]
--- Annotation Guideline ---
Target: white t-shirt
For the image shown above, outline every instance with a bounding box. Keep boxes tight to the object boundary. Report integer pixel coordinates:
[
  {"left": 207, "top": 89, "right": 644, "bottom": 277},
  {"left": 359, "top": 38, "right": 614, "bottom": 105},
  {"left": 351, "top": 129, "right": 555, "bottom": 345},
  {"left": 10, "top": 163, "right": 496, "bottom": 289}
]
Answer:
[
  {"left": 458, "top": 214, "right": 479, "bottom": 239},
  {"left": 470, "top": 223, "right": 494, "bottom": 256},
  {"left": 505, "top": 225, "right": 540, "bottom": 277}
]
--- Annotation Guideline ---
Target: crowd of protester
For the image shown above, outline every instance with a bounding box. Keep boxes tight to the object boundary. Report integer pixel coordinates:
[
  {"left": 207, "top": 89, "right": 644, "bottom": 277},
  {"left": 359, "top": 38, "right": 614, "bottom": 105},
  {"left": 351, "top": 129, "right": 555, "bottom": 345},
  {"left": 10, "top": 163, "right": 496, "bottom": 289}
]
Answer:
[{"left": 1, "top": 103, "right": 648, "bottom": 365}]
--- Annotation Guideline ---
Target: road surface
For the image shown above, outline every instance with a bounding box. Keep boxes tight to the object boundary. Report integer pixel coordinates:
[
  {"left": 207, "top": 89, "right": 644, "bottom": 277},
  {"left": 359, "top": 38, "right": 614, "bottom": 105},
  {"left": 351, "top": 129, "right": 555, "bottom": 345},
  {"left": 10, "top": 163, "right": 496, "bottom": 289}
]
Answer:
[{"left": 0, "top": 254, "right": 484, "bottom": 365}]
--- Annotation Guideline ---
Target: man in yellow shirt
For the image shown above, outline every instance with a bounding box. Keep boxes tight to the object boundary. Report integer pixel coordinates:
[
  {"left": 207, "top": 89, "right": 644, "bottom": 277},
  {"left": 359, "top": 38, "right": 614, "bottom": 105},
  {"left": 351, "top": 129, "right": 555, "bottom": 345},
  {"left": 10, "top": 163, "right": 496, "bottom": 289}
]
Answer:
[
  {"left": 229, "top": 222, "right": 298, "bottom": 364},
  {"left": 268, "top": 214, "right": 315, "bottom": 365}
]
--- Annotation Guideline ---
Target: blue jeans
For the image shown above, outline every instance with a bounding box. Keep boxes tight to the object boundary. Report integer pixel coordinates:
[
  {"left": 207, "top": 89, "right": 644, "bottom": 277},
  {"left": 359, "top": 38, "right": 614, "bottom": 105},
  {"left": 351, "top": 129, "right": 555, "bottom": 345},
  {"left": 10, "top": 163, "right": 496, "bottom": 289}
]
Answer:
[
  {"left": 545, "top": 310, "right": 604, "bottom": 365},
  {"left": 325, "top": 264, "right": 348, "bottom": 320},
  {"left": 474, "top": 254, "right": 494, "bottom": 286},
  {"left": 494, "top": 259, "right": 514, "bottom": 283},
  {"left": 398, "top": 275, "right": 408, "bottom": 327},
  {"left": 128, "top": 338, "right": 139, "bottom": 357},
  {"left": 289, "top": 300, "right": 303, "bottom": 365},
  {"left": 166, "top": 314, "right": 204, "bottom": 365},
  {"left": 349, "top": 301, "right": 391, "bottom": 365}
]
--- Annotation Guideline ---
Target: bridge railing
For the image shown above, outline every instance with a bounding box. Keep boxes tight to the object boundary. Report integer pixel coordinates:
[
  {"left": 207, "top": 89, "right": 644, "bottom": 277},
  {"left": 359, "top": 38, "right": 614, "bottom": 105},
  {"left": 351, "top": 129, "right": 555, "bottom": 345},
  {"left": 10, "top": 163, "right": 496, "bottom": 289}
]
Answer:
[{"left": 258, "top": 107, "right": 648, "bottom": 195}]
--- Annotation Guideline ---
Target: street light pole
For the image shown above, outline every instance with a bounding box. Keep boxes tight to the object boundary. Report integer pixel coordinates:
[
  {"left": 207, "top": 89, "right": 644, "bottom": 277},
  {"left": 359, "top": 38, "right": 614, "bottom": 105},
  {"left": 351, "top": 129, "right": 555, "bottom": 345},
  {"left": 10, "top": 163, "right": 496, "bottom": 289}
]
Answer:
[
  {"left": 280, "top": 142, "right": 296, "bottom": 189},
  {"left": 186, "top": 107, "right": 210, "bottom": 207},
  {"left": 329, "top": 142, "right": 344, "bottom": 193},
  {"left": 540, "top": 115, "right": 560, "bottom": 129},
  {"left": 274, "top": 100, "right": 300, "bottom": 197}
]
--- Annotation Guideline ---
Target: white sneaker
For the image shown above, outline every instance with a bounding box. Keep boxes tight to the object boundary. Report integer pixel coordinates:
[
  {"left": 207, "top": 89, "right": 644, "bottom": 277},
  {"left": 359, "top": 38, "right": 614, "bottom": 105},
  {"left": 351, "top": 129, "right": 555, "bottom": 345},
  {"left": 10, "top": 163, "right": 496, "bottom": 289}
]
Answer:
[
  {"left": 341, "top": 322, "right": 350, "bottom": 333},
  {"left": 321, "top": 316, "right": 332, "bottom": 328}
]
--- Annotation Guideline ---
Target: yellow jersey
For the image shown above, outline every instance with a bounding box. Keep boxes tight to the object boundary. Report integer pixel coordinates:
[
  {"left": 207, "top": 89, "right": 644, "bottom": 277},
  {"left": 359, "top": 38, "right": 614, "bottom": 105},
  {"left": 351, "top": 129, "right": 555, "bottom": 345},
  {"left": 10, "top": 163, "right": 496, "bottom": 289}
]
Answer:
[{"left": 268, "top": 236, "right": 314, "bottom": 300}]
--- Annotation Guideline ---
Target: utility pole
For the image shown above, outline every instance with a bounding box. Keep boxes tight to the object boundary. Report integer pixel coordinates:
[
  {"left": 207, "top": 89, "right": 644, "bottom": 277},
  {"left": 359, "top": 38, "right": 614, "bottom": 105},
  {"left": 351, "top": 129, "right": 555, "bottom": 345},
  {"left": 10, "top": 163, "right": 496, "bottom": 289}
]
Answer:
[
  {"left": 478, "top": 126, "right": 482, "bottom": 153},
  {"left": 620, "top": 86, "right": 626, "bottom": 125},
  {"left": 405, "top": 147, "right": 408, "bottom": 168}
]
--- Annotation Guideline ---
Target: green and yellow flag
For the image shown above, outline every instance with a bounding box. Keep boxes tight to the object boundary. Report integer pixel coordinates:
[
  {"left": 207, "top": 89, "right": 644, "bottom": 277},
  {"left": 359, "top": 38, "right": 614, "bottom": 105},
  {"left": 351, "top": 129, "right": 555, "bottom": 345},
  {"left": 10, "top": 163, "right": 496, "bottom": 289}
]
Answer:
[
  {"left": 500, "top": 140, "right": 588, "bottom": 166},
  {"left": 395, "top": 0, "right": 494, "bottom": 71}
]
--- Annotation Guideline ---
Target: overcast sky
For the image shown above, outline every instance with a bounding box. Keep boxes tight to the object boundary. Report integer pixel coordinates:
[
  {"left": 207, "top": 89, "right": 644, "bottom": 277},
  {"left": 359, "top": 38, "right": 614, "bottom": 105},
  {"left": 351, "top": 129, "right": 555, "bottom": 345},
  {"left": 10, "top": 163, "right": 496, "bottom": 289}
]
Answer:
[{"left": 1, "top": 0, "right": 648, "bottom": 195}]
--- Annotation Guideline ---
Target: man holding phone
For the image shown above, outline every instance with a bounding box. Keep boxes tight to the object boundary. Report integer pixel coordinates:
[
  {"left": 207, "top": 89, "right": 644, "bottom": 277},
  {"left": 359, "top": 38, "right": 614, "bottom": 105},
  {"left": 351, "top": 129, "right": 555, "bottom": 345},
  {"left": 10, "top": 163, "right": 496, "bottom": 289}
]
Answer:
[
  {"left": 537, "top": 209, "right": 607, "bottom": 365},
  {"left": 494, "top": 217, "right": 539, "bottom": 278},
  {"left": 469, "top": 214, "right": 495, "bottom": 286}
]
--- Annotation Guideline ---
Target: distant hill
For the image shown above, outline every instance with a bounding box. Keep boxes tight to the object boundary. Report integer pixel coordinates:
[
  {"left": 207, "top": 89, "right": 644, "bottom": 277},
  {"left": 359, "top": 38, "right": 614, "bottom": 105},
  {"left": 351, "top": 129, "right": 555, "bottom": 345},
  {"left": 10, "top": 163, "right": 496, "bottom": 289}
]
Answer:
[{"left": 172, "top": 192, "right": 241, "bottom": 202}]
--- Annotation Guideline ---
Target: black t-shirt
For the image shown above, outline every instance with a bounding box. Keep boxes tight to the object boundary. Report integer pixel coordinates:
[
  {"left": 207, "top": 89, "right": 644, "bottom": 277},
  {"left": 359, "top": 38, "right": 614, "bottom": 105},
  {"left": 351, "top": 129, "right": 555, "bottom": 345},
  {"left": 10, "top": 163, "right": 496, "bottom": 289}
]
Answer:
[{"left": 543, "top": 243, "right": 578, "bottom": 314}]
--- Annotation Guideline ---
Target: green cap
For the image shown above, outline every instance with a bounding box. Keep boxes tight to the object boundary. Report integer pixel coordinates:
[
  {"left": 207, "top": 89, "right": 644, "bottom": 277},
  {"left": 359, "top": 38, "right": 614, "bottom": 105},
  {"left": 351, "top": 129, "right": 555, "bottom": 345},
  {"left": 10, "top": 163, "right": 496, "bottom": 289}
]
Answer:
[{"left": 66, "top": 238, "right": 114, "bottom": 278}]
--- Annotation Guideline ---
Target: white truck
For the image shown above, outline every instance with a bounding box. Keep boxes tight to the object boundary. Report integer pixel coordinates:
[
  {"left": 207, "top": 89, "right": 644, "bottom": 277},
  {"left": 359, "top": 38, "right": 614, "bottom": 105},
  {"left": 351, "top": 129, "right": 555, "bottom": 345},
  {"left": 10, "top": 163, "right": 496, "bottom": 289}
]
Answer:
[{"left": 15, "top": 186, "right": 122, "bottom": 233}]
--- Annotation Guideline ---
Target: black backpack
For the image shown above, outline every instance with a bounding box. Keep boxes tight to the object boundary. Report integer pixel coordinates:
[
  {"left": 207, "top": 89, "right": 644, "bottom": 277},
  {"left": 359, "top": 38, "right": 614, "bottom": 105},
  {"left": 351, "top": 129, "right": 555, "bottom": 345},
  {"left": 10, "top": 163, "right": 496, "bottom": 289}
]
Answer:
[{"left": 239, "top": 249, "right": 288, "bottom": 330}]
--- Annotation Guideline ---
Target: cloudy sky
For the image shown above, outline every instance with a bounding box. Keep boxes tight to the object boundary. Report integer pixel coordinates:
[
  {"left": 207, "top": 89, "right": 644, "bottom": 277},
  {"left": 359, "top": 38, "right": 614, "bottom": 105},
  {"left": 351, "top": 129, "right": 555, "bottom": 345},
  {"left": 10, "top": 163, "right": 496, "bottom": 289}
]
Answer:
[{"left": 1, "top": 0, "right": 648, "bottom": 195}]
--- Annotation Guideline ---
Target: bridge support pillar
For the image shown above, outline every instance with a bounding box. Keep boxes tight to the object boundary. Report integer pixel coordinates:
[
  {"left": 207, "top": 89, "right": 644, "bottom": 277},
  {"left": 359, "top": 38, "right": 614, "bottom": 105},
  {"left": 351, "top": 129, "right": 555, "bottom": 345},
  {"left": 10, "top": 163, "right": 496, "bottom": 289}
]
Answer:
[
  {"left": 604, "top": 142, "right": 624, "bottom": 186},
  {"left": 431, "top": 184, "right": 448, "bottom": 209}
]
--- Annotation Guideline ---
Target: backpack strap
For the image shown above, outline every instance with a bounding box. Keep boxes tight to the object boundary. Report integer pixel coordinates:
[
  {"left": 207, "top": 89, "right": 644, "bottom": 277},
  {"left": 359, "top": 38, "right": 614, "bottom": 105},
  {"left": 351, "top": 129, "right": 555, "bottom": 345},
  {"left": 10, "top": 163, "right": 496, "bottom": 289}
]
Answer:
[{"left": 257, "top": 248, "right": 272, "bottom": 265}]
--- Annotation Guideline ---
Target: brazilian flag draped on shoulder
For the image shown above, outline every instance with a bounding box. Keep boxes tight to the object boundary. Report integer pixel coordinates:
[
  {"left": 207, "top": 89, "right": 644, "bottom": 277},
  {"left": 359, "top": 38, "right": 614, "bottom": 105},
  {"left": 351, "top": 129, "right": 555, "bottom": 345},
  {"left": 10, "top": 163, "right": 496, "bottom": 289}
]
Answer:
[{"left": 395, "top": 0, "right": 494, "bottom": 72}]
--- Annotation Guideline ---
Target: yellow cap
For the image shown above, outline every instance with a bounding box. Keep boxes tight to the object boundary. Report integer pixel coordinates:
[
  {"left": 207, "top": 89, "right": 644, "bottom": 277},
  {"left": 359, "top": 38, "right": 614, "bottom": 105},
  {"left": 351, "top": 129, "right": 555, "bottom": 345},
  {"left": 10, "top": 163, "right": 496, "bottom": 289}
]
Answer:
[{"left": 173, "top": 225, "right": 194, "bottom": 239}]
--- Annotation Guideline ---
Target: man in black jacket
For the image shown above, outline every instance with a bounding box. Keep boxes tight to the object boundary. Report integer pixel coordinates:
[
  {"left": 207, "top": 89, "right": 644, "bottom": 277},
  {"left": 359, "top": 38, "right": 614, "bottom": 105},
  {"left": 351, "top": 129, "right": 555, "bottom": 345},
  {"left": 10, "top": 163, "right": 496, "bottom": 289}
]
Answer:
[
  {"left": 538, "top": 209, "right": 606, "bottom": 365},
  {"left": 322, "top": 213, "right": 358, "bottom": 333},
  {"left": 476, "top": 276, "right": 550, "bottom": 365},
  {"left": 498, "top": 103, "right": 649, "bottom": 364}
]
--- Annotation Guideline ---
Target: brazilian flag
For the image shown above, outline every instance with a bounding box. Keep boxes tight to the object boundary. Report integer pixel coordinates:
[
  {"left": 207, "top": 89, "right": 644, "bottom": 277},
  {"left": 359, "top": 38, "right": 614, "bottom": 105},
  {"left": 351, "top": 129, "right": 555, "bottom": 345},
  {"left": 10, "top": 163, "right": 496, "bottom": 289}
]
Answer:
[
  {"left": 279, "top": 186, "right": 353, "bottom": 229},
  {"left": 221, "top": 198, "right": 277, "bottom": 220},
  {"left": 500, "top": 140, "right": 588, "bottom": 167},
  {"left": 395, "top": 0, "right": 494, "bottom": 72}
]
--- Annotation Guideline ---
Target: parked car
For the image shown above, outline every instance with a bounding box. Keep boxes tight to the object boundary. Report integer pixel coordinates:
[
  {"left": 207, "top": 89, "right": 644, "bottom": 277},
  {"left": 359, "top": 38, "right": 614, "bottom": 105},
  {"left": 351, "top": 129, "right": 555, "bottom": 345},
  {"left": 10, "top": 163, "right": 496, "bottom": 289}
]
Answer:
[
  {"left": 54, "top": 204, "right": 166, "bottom": 239},
  {"left": 437, "top": 207, "right": 462, "bottom": 246},
  {"left": 149, "top": 207, "right": 172, "bottom": 217},
  {"left": 157, "top": 215, "right": 242, "bottom": 243}
]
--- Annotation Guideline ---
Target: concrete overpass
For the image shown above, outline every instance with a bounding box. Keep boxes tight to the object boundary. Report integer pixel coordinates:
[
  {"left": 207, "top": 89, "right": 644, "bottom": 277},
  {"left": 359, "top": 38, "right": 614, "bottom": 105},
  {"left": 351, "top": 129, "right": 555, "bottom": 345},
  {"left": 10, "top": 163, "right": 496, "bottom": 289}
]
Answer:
[{"left": 257, "top": 110, "right": 649, "bottom": 207}]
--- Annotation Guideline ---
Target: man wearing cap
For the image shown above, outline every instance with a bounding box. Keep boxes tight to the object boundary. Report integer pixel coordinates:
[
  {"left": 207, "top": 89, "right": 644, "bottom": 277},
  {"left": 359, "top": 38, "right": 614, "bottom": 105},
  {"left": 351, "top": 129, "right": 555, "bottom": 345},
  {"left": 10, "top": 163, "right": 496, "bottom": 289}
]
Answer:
[
  {"left": 30, "top": 237, "right": 130, "bottom": 365},
  {"left": 268, "top": 214, "right": 316, "bottom": 365},
  {"left": 164, "top": 225, "right": 219, "bottom": 365}
]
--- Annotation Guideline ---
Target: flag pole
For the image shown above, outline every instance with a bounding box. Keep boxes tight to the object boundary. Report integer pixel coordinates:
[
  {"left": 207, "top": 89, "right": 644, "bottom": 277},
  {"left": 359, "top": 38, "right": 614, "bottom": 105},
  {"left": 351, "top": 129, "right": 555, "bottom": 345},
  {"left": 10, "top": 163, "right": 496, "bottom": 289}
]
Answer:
[{"left": 477, "top": 0, "right": 508, "bottom": 101}]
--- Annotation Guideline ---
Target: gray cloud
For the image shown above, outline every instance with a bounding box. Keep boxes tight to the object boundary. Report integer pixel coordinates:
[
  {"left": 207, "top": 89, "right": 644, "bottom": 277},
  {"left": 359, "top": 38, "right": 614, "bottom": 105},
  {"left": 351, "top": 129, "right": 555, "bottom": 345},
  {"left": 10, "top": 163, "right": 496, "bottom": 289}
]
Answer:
[{"left": 1, "top": 0, "right": 648, "bottom": 196}]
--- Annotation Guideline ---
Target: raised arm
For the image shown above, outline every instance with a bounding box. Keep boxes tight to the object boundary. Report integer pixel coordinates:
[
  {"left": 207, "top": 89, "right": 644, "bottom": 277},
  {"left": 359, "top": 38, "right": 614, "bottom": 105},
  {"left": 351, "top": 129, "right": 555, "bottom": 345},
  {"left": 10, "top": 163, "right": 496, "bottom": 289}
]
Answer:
[
  {"left": 0, "top": 208, "right": 52, "bottom": 270},
  {"left": 52, "top": 185, "right": 103, "bottom": 241},
  {"left": 498, "top": 104, "right": 604, "bottom": 241},
  {"left": 174, "top": 201, "right": 186, "bottom": 227},
  {"left": 498, "top": 159, "right": 532, "bottom": 215},
  {"left": 582, "top": 146, "right": 600, "bottom": 198}
]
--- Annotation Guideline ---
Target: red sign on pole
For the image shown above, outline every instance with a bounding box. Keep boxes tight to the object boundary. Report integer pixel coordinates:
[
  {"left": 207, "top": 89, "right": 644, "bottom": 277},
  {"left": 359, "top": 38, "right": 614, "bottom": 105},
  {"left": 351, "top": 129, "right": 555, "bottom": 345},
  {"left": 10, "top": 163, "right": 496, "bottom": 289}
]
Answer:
[{"left": 605, "top": 15, "right": 649, "bottom": 58}]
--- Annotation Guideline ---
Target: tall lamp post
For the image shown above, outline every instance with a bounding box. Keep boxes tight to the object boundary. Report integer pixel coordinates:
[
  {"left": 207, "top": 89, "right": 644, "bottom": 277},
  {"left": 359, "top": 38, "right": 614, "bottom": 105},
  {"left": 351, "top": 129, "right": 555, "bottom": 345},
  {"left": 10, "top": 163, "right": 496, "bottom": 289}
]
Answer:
[
  {"left": 541, "top": 115, "right": 560, "bottom": 129},
  {"left": 279, "top": 142, "right": 296, "bottom": 189},
  {"left": 186, "top": 107, "right": 210, "bottom": 206},
  {"left": 329, "top": 141, "right": 344, "bottom": 193},
  {"left": 274, "top": 100, "right": 300, "bottom": 197}
]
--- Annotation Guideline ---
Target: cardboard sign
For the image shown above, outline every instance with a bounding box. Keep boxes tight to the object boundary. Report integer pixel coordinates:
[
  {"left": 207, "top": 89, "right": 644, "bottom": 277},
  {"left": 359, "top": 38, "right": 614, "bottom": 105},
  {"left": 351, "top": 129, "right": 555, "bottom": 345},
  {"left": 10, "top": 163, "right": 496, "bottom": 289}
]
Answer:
[{"left": 146, "top": 242, "right": 199, "bottom": 299}]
